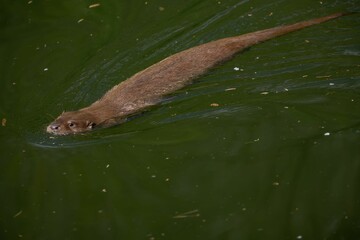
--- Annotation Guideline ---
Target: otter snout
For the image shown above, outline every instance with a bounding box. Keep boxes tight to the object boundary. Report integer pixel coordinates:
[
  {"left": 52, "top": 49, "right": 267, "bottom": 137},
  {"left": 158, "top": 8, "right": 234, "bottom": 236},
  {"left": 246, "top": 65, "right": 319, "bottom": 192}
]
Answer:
[{"left": 46, "top": 123, "right": 61, "bottom": 133}]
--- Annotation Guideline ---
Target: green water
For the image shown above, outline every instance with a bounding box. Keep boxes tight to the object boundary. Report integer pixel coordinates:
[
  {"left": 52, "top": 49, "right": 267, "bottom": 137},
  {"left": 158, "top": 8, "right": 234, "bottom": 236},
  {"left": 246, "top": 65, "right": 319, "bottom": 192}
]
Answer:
[{"left": 1, "top": 0, "right": 360, "bottom": 239}]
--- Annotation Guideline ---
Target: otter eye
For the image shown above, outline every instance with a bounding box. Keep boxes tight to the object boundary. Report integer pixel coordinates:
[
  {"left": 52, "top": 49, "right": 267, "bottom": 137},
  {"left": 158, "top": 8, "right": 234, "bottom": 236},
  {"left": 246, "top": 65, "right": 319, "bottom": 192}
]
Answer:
[{"left": 68, "top": 122, "right": 76, "bottom": 128}]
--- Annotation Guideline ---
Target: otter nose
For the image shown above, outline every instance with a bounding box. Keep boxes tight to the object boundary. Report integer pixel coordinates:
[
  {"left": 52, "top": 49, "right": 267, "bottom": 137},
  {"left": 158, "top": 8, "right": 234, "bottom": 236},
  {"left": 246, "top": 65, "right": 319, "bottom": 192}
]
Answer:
[{"left": 49, "top": 124, "right": 60, "bottom": 131}]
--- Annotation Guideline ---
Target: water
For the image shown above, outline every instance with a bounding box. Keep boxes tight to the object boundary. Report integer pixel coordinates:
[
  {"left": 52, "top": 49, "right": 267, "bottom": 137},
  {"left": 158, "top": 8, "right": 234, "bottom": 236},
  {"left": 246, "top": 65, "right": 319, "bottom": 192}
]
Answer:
[{"left": 1, "top": 0, "right": 360, "bottom": 239}]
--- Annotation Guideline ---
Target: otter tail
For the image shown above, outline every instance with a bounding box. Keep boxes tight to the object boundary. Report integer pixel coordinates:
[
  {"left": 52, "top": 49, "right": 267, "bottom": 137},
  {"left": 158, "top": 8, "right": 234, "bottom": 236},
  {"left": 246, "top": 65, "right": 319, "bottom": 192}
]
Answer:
[{"left": 237, "top": 12, "right": 351, "bottom": 46}]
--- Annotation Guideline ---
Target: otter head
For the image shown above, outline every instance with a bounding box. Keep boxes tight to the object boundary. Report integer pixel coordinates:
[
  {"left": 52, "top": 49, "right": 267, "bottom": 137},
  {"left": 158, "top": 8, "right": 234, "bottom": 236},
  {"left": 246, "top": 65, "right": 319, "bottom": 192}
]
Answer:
[{"left": 46, "top": 111, "right": 98, "bottom": 135}]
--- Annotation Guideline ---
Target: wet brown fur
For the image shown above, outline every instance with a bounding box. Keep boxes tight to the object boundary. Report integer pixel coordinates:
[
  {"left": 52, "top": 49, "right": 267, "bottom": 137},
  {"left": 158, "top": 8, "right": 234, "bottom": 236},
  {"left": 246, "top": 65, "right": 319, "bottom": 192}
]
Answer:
[{"left": 47, "top": 12, "right": 348, "bottom": 135}]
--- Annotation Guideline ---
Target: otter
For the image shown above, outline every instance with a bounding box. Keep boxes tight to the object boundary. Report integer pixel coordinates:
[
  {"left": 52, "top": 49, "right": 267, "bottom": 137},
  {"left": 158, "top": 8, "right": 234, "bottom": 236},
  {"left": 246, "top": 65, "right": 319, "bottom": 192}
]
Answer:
[{"left": 47, "top": 12, "right": 349, "bottom": 135}]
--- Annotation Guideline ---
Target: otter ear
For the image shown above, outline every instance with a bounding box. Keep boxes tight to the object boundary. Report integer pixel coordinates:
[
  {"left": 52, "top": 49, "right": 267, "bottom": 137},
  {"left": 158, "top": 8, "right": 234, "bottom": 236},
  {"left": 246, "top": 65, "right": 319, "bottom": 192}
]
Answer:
[{"left": 86, "top": 121, "right": 96, "bottom": 129}]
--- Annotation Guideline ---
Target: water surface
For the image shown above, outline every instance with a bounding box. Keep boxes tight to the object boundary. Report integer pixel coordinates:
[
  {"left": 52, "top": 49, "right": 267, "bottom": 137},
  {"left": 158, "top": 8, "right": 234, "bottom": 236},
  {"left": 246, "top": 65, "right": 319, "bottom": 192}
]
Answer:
[{"left": 1, "top": 0, "right": 360, "bottom": 239}]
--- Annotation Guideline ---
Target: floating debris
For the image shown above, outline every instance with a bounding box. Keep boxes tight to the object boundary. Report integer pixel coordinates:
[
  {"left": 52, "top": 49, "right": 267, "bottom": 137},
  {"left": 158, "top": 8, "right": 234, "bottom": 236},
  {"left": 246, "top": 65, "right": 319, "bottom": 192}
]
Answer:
[
  {"left": 89, "top": 3, "right": 100, "bottom": 8},
  {"left": 1, "top": 118, "right": 6, "bottom": 127},
  {"left": 210, "top": 103, "right": 220, "bottom": 107},
  {"left": 234, "top": 67, "right": 240, "bottom": 71},
  {"left": 44, "top": 68, "right": 48, "bottom": 71},
  {"left": 13, "top": 210, "right": 22, "bottom": 218},
  {"left": 260, "top": 92, "right": 269, "bottom": 95},
  {"left": 316, "top": 75, "right": 332, "bottom": 78},
  {"left": 245, "top": 138, "right": 260, "bottom": 144},
  {"left": 77, "top": 18, "right": 84, "bottom": 23},
  {"left": 173, "top": 209, "right": 200, "bottom": 219},
  {"left": 324, "top": 132, "right": 330, "bottom": 136},
  {"left": 159, "top": 6, "right": 165, "bottom": 11},
  {"left": 225, "top": 87, "right": 236, "bottom": 91}
]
